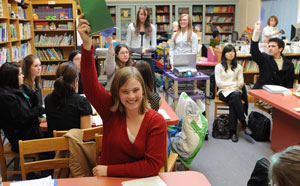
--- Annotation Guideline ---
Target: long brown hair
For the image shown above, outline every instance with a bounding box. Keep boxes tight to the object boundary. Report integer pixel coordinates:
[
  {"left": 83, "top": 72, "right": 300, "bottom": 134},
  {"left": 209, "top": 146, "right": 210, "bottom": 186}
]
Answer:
[
  {"left": 269, "top": 145, "right": 300, "bottom": 186},
  {"left": 22, "top": 54, "right": 41, "bottom": 90},
  {"left": 173, "top": 14, "right": 193, "bottom": 43},
  {"left": 52, "top": 62, "right": 78, "bottom": 109},
  {"left": 110, "top": 67, "right": 149, "bottom": 114},
  {"left": 134, "top": 6, "right": 152, "bottom": 37},
  {"left": 115, "top": 44, "right": 134, "bottom": 68}
]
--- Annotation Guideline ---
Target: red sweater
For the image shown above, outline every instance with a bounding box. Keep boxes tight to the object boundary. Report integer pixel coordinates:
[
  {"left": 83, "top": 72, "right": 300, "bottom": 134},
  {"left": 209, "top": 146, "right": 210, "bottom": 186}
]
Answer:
[{"left": 81, "top": 46, "right": 167, "bottom": 177}]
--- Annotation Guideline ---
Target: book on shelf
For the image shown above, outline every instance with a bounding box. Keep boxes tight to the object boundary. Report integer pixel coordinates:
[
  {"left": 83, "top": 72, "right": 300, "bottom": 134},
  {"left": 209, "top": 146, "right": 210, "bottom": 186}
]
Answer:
[
  {"left": 0, "top": 23, "right": 7, "bottom": 42},
  {"left": 12, "top": 46, "right": 21, "bottom": 61},
  {"left": 0, "top": 47, "right": 9, "bottom": 65},
  {"left": 10, "top": 24, "right": 17, "bottom": 40},
  {"left": 193, "top": 6, "right": 202, "bottom": 13},
  {"left": 21, "top": 42, "right": 31, "bottom": 58},
  {"left": 0, "top": 0, "right": 3, "bottom": 17},
  {"left": 17, "top": 6, "right": 26, "bottom": 19}
]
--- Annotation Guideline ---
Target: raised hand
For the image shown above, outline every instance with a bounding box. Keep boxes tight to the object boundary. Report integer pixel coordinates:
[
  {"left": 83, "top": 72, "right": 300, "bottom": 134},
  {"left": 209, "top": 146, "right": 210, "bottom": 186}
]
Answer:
[
  {"left": 78, "top": 14, "right": 92, "bottom": 50},
  {"left": 254, "top": 21, "right": 261, "bottom": 31}
]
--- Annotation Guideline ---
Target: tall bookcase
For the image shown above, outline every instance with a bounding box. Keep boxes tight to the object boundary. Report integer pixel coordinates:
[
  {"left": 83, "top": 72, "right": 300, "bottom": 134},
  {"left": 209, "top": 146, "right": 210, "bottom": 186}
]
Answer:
[
  {"left": 204, "top": 5, "right": 235, "bottom": 42},
  {"left": 0, "top": 0, "right": 34, "bottom": 65},
  {"left": 31, "top": 0, "right": 76, "bottom": 94}
]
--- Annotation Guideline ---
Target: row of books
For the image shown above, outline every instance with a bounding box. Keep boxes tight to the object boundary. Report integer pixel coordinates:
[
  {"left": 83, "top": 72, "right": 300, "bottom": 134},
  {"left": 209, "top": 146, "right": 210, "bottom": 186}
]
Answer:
[
  {"left": 20, "top": 23, "right": 32, "bottom": 39},
  {"left": 0, "top": 23, "right": 7, "bottom": 42},
  {"left": 156, "top": 6, "right": 169, "bottom": 13},
  {"left": 192, "top": 15, "right": 202, "bottom": 22},
  {"left": 206, "top": 16, "right": 233, "bottom": 23},
  {"left": 41, "top": 64, "right": 58, "bottom": 75},
  {"left": 237, "top": 60, "right": 259, "bottom": 72},
  {"left": 33, "top": 6, "right": 72, "bottom": 19},
  {"left": 40, "top": 79, "right": 55, "bottom": 90},
  {"left": 0, "top": 0, "right": 3, "bottom": 17},
  {"left": 36, "top": 48, "right": 63, "bottom": 61},
  {"left": 34, "top": 33, "right": 74, "bottom": 46},
  {"left": 157, "top": 24, "right": 170, "bottom": 32},
  {"left": 0, "top": 47, "right": 9, "bottom": 65},
  {"left": 193, "top": 6, "right": 202, "bottom": 13},
  {"left": 10, "top": 24, "right": 17, "bottom": 40},
  {"left": 291, "top": 58, "right": 300, "bottom": 74},
  {"left": 206, "top": 24, "right": 233, "bottom": 33},
  {"left": 12, "top": 46, "right": 21, "bottom": 61},
  {"left": 21, "top": 42, "right": 31, "bottom": 58},
  {"left": 206, "top": 6, "right": 234, "bottom": 13},
  {"left": 156, "top": 15, "right": 170, "bottom": 23}
]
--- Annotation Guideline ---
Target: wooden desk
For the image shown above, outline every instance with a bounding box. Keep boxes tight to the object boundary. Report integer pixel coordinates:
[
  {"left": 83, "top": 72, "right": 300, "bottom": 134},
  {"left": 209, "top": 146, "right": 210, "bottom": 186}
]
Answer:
[
  {"left": 159, "top": 94, "right": 179, "bottom": 125},
  {"left": 249, "top": 89, "right": 300, "bottom": 152},
  {"left": 4, "top": 171, "right": 211, "bottom": 186}
]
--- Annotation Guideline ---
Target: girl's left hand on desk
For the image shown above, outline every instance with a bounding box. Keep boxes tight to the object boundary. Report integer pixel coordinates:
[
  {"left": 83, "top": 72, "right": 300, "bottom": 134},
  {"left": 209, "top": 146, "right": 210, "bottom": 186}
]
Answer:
[{"left": 93, "top": 165, "right": 107, "bottom": 177}]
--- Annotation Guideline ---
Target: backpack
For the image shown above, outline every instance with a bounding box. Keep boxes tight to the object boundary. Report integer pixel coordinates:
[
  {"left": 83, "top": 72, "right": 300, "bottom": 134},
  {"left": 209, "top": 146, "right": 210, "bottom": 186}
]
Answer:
[
  {"left": 248, "top": 111, "right": 271, "bottom": 141},
  {"left": 247, "top": 157, "right": 270, "bottom": 186},
  {"left": 212, "top": 115, "right": 230, "bottom": 139}
]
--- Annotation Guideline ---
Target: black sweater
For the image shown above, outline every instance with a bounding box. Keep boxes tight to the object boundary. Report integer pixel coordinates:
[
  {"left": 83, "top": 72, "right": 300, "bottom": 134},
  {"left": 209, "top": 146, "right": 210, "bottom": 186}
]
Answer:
[
  {"left": 0, "top": 87, "right": 43, "bottom": 152},
  {"left": 250, "top": 40, "right": 295, "bottom": 89}
]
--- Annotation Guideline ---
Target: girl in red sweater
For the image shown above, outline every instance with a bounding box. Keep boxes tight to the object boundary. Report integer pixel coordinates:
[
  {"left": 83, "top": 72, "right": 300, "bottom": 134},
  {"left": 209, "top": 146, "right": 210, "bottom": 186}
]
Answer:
[{"left": 78, "top": 14, "right": 167, "bottom": 178}]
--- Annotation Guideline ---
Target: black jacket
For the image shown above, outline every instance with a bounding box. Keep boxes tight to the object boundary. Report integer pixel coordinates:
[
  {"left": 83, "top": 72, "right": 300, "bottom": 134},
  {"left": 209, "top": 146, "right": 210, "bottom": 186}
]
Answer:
[
  {"left": 250, "top": 40, "right": 295, "bottom": 89},
  {"left": 22, "top": 83, "right": 43, "bottom": 108},
  {"left": 0, "top": 87, "right": 44, "bottom": 152}
]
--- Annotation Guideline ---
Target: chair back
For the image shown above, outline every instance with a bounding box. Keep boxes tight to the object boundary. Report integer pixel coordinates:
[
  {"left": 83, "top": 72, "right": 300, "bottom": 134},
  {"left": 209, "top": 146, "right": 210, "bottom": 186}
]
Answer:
[
  {"left": 53, "top": 126, "right": 103, "bottom": 142},
  {"left": 95, "top": 133, "right": 103, "bottom": 162},
  {"left": 19, "top": 137, "right": 69, "bottom": 180}
]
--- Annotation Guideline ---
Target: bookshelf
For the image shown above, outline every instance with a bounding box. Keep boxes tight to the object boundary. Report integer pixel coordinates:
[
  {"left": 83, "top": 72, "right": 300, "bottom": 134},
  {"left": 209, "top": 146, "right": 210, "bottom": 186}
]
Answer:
[
  {"left": 156, "top": 5, "right": 170, "bottom": 38},
  {"left": 192, "top": 5, "right": 203, "bottom": 32},
  {"left": 205, "top": 5, "right": 235, "bottom": 43},
  {"left": 31, "top": 0, "right": 76, "bottom": 94},
  {"left": 0, "top": 0, "right": 34, "bottom": 65}
]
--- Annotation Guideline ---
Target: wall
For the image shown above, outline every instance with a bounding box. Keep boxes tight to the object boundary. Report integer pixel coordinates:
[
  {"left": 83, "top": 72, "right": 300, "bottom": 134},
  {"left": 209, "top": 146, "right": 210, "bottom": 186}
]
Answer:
[
  {"left": 261, "top": 0, "right": 299, "bottom": 41},
  {"left": 236, "top": 0, "right": 261, "bottom": 36}
]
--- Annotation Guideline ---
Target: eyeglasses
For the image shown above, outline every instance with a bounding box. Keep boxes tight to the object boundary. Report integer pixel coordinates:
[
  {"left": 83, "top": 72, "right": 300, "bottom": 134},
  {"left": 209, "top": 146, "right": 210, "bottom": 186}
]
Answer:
[{"left": 119, "top": 51, "right": 129, "bottom": 55}]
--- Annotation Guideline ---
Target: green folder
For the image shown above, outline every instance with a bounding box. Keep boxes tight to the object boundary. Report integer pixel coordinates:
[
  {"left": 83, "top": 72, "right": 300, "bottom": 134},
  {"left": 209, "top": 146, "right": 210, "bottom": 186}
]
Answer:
[{"left": 79, "top": 0, "right": 115, "bottom": 36}]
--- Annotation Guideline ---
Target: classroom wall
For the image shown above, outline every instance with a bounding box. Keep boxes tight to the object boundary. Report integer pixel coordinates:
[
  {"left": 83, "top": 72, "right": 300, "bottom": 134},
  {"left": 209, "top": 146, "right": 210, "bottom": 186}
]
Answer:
[
  {"left": 236, "top": 0, "right": 261, "bottom": 35},
  {"left": 261, "top": 0, "right": 299, "bottom": 41}
]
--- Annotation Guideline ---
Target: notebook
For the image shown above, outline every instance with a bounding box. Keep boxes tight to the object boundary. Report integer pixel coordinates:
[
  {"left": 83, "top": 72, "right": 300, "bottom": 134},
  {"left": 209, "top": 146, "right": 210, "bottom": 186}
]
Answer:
[{"left": 262, "top": 85, "right": 291, "bottom": 94}]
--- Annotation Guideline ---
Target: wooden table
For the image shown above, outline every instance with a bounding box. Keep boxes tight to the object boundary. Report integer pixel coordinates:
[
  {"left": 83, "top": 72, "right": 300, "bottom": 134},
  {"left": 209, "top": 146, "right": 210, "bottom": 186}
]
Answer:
[
  {"left": 249, "top": 89, "right": 300, "bottom": 152},
  {"left": 4, "top": 171, "right": 211, "bottom": 186}
]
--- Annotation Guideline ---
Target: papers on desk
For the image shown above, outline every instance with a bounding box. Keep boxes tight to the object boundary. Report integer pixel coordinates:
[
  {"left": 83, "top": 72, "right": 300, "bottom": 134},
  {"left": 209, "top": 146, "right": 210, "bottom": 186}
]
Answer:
[
  {"left": 262, "top": 85, "right": 291, "bottom": 94},
  {"left": 158, "top": 109, "right": 170, "bottom": 120},
  {"left": 122, "top": 176, "right": 167, "bottom": 186},
  {"left": 10, "top": 176, "right": 56, "bottom": 186}
]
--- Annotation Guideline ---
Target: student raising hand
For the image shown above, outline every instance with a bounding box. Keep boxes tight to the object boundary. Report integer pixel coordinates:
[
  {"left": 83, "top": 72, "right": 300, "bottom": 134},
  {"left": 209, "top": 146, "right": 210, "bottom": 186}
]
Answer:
[
  {"left": 254, "top": 21, "right": 261, "bottom": 31},
  {"left": 78, "top": 14, "right": 92, "bottom": 50}
]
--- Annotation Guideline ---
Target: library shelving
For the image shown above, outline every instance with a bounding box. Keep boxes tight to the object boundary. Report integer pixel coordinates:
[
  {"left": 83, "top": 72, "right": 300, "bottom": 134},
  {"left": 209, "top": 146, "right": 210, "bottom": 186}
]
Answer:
[
  {"left": 0, "top": 0, "right": 34, "bottom": 65},
  {"left": 192, "top": 5, "right": 203, "bottom": 32},
  {"left": 205, "top": 5, "right": 235, "bottom": 43},
  {"left": 156, "top": 5, "right": 171, "bottom": 38},
  {"left": 31, "top": 0, "right": 76, "bottom": 94}
]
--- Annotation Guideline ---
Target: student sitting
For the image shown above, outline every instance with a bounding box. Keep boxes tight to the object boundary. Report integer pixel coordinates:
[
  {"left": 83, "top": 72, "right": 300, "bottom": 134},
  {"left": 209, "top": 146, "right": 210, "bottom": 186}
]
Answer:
[
  {"left": 134, "top": 60, "right": 162, "bottom": 111},
  {"left": 251, "top": 21, "right": 294, "bottom": 89},
  {"left": 69, "top": 50, "right": 84, "bottom": 94},
  {"left": 215, "top": 44, "right": 252, "bottom": 142},
  {"left": 78, "top": 14, "right": 167, "bottom": 177},
  {"left": 22, "top": 54, "right": 43, "bottom": 109},
  {"left": 269, "top": 145, "right": 300, "bottom": 186},
  {"left": 45, "top": 62, "right": 92, "bottom": 137},
  {"left": 105, "top": 35, "right": 133, "bottom": 92},
  {"left": 0, "top": 62, "right": 43, "bottom": 152}
]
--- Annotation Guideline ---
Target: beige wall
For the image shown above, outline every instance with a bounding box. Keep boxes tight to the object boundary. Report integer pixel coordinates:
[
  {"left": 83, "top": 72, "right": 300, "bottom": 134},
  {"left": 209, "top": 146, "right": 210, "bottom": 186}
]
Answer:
[{"left": 237, "top": 0, "right": 261, "bottom": 35}]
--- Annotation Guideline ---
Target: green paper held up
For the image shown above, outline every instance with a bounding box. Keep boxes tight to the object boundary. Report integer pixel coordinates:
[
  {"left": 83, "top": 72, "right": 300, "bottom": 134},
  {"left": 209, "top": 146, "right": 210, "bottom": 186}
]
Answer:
[{"left": 79, "top": 0, "right": 115, "bottom": 36}]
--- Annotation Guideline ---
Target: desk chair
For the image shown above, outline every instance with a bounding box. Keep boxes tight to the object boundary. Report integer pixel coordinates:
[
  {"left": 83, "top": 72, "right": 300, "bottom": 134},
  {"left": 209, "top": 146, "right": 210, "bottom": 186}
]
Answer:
[
  {"left": 53, "top": 126, "right": 103, "bottom": 142},
  {"left": 0, "top": 135, "right": 39, "bottom": 181},
  {"left": 214, "top": 84, "right": 230, "bottom": 119},
  {"left": 19, "top": 137, "right": 69, "bottom": 180}
]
